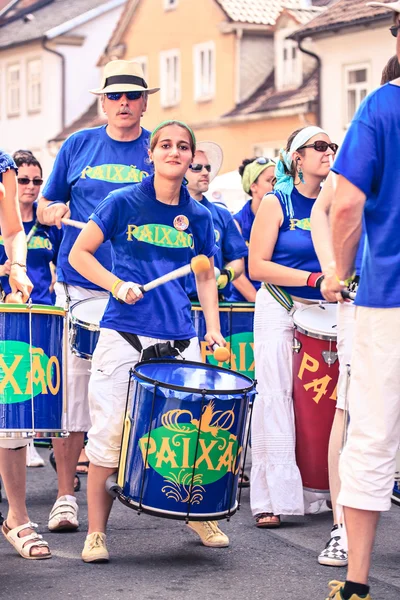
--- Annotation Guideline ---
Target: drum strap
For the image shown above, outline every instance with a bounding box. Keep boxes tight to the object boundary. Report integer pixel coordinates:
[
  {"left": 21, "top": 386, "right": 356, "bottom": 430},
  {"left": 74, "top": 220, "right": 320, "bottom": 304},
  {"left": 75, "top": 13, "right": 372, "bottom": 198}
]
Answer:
[
  {"left": 117, "top": 331, "right": 190, "bottom": 360},
  {"left": 262, "top": 282, "right": 294, "bottom": 312}
]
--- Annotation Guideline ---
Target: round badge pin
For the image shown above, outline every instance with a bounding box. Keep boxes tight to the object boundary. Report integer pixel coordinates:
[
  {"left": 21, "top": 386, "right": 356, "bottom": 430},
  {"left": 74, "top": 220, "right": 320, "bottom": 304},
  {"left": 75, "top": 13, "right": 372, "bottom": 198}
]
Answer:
[{"left": 173, "top": 215, "right": 189, "bottom": 231}]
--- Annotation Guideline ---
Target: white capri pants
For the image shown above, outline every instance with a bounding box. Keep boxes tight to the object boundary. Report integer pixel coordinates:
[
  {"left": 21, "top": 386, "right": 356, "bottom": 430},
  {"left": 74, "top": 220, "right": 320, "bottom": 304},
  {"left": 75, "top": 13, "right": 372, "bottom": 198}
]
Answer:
[
  {"left": 338, "top": 306, "right": 400, "bottom": 512},
  {"left": 336, "top": 301, "right": 356, "bottom": 411},
  {"left": 55, "top": 282, "right": 109, "bottom": 432},
  {"left": 86, "top": 328, "right": 201, "bottom": 468}
]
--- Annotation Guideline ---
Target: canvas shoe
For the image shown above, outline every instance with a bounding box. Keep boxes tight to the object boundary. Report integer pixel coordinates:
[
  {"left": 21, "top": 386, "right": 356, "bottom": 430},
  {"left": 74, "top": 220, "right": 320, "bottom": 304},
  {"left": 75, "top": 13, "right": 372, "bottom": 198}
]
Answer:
[
  {"left": 187, "top": 520, "right": 229, "bottom": 547},
  {"left": 326, "top": 580, "right": 372, "bottom": 599},
  {"left": 319, "top": 524, "right": 348, "bottom": 567},
  {"left": 82, "top": 532, "right": 109, "bottom": 563},
  {"left": 48, "top": 495, "right": 79, "bottom": 531},
  {"left": 26, "top": 441, "right": 45, "bottom": 468}
]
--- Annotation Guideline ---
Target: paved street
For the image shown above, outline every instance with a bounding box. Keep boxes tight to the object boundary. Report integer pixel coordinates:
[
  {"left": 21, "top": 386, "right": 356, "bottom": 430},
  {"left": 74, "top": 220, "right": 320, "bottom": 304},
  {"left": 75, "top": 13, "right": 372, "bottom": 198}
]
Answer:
[{"left": 0, "top": 449, "right": 399, "bottom": 600}]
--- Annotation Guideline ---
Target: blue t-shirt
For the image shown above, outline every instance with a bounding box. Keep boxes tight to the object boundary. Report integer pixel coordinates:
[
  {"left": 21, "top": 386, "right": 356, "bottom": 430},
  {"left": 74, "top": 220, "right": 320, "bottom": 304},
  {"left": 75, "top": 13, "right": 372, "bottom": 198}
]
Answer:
[
  {"left": 332, "top": 83, "right": 400, "bottom": 308},
  {"left": 185, "top": 195, "right": 248, "bottom": 299},
  {"left": 90, "top": 176, "right": 218, "bottom": 340},
  {"left": 42, "top": 125, "right": 152, "bottom": 290},
  {"left": 0, "top": 204, "right": 62, "bottom": 305},
  {"left": 270, "top": 188, "right": 323, "bottom": 301},
  {"left": 0, "top": 150, "right": 16, "bottom": 181},
  {"left": 228, "top": 199, "right": 261, "bottom": 302}
]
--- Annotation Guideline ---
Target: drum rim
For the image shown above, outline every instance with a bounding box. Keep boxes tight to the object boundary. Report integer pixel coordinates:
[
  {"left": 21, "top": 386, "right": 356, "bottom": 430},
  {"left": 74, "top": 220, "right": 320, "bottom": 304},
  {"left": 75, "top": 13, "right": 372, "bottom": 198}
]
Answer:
[
  {"left": 0, "top": 303, "right": 65, "bottom": 316},
  {"left": 191, "top": 302, "right": 255, "bottom": 311},
  {"left": 293, "top": 325, "right": 337, "bottom": 341},
  {"left": 133, "top": 359, "right": 256, "bottom": 395},
  {"left": 70, "top": 297, "right": 108, "bottom": 328}
]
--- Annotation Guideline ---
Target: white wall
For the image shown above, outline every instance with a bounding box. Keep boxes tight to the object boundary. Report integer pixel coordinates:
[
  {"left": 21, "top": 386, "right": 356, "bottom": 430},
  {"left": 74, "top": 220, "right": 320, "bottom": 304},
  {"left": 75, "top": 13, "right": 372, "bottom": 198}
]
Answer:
[{"left": 308, "top": 25, "right": 394, "bottom": 144}]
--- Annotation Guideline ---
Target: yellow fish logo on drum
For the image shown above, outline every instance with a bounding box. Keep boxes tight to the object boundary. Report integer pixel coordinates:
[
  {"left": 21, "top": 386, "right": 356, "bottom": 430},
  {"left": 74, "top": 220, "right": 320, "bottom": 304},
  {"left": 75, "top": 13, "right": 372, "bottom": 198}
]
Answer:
[
  {"left": 0, "top": 342, "right": 60, "bottom": 404},
  {"left": 139, "top": 402, "right": 241, "bottom": 504}
]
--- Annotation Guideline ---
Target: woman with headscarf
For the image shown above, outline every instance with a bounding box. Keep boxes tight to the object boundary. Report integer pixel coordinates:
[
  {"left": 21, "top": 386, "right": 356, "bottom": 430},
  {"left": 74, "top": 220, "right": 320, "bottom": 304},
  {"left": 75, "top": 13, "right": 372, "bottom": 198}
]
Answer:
[{"left": 248, "top": 126, "right": 338, "bottom": 527}]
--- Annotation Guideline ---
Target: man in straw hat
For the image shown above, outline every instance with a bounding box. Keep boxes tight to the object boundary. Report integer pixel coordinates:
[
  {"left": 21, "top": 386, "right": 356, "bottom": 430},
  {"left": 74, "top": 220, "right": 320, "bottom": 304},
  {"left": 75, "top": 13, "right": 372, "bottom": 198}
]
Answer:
[
  {"left": 37, "top": 60, "right": 159, "bottom": 534},
  {"left": 185, "top": 141, "right": 247, "bottom": 303},
  {"left": 321, "top": 2, "right": 400, "bottom": 599}
]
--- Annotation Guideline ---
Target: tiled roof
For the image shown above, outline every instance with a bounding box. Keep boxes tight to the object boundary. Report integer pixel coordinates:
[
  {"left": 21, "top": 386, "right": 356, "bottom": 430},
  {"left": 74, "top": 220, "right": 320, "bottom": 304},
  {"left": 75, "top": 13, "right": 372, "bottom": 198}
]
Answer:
[
  {"left": 284, "top": 7, "right": 325, "bottom": 24},
  {"left": 292, "top": 0, "right": 393, "bottom": 39},
  {"left": 0, "top": 0, "right": 119, "bottom": 50},
  {"left": 216, "top": 0, "right": 313, "bottom": 26},
  {"left": 224, "top": 68, "right": 318, "bottom": 118},
  {"left": 49, "top": 101, "right": 106, "bottom": 143}
]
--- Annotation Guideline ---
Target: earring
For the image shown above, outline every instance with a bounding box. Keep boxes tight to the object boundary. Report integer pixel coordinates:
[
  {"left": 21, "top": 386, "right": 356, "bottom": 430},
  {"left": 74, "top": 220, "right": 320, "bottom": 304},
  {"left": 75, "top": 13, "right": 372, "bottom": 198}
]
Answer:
[{"left": 297, "top": 165, "right": 305, "bottom": 184}]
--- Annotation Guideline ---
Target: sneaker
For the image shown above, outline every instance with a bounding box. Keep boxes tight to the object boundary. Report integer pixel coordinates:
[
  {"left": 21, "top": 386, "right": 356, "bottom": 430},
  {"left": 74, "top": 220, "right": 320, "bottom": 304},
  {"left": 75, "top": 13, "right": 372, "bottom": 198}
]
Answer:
[
  {"left": 391, "top": 474, "right": 400, "bottom": 507},
  {"left": 186, "top": 520, "right": 229, "bottom": 548},
  {"left": 48, "top": 495, "right": 79, "bottom": 532},
  {"left": 326, "top": 580, "right": 372, "bottom": 599},
  {"left": 319, "top": 524, "right": 348, "bottom": 567},
  {"left": 82, "top": 532, "right": 109, "bottom": 563},
  {"left": 26, "top": 441, "right": 45, "bottom": 468}
]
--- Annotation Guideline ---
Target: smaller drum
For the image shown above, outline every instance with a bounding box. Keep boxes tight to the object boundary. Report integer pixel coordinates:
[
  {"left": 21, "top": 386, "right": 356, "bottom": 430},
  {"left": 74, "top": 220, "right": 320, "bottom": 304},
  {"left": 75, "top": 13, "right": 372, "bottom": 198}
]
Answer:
[
  {"left": 69, "top": 297, "right": 109, "bottom": 360},
  {"left": 117, "top": 360, "right": 256, "bottom": 520},
  {"left": 0, "top": 303, "right": 66, "bottom": 438},
  {"left": 292, "top": 304, "right": 339, "bottom": 492}
]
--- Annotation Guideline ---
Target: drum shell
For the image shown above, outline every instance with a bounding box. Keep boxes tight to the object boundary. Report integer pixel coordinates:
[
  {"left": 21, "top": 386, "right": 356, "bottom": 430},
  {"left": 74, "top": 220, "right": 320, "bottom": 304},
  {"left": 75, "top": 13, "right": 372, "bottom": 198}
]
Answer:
[
  {"left": 70, "top": 323, "right": 100, "bottom": 360},
  {"left": 293, "top": 328, "right": 338, "bottom": 492},
  {"left": 0, "top": 305, "right": 65, "bottom": 438},
  {"left": 119, "top": 360, "right": 254, "bottom": 520},
  {"left": 192, "top": 303, "right": 254, "bottom": 379}
]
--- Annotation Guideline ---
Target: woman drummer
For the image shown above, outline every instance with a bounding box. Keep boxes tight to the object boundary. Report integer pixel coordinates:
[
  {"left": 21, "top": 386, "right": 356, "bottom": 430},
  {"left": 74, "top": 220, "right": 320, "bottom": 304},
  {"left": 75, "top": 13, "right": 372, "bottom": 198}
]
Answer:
[
  {"left": 69, "top": 120, "right": 229, "bottom": 563},
  {"left": 228, "top": 157, "right": 276, "bottom": 302},
  {"left": 248, "top": 126, "right": 338, "bottom": 527},
  {"left": 0, "top": 150, "right": 49, "bottom": 560}
]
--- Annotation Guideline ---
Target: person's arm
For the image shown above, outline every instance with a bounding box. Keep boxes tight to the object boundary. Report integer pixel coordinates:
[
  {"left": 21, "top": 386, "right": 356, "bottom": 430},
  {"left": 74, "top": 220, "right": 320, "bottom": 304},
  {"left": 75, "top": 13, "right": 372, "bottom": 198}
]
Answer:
[
  {"left": 196, "top": 258, "right": 225, "bottom": 348},
  {"left": 230, "top": 273, "right": 257, "bottom": 302},
  {"left": 37, "top": 197, "right": 70, "bottom": 229},
  {"left": 249, "top": 195, "right": 312, "bottom": 286},
  {"left": 217, "top": 258, "right": 244, "bottom": 290},
  {"left": 0, "top": 170, "right": 32, "bottom": 300},
  {"left": 69, "top": 220, "right": 141, "bottom": 304}
]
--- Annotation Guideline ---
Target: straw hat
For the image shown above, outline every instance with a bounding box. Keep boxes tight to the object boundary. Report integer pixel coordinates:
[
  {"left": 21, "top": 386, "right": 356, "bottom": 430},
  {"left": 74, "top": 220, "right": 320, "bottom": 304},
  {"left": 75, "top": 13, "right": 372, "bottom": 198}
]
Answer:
[
  {"left": 196, "top": 141, "right": 223, "bottom": 182},
  {"left": 90, "top": 60, "right": 160, "bottom": 95},
  {"left": 367, "top": 0, "right": 400, "bottom": 12}
]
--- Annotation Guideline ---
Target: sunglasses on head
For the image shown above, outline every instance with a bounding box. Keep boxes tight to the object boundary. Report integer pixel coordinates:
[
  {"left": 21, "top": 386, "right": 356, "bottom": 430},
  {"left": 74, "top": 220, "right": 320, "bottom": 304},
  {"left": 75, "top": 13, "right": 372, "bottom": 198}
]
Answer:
[
  {"left": 105, "top": 91, "right": 143, "bottom": 101},
  {"left": 254, "top": 157, "right": 275, "bottom": 165},
  {"left": 17, "top": 177, "right": 43, "bottom": 186},
  {"left": 390, "top": 25, "right": 399, "bottom": 38},
  {"left": 297, "top": 141, "right": 339, "bottom": 154},
  {"left": 189, "top": 164, "right": 212, "bottom": 173}
]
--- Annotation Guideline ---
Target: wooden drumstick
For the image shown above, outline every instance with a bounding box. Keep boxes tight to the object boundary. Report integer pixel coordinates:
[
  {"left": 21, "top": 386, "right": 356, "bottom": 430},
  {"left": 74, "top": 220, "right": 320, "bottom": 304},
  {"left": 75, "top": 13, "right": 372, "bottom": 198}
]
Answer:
[
  {"left": 61, "top": 217, "right": 86, "bottom": 229},
  {"left": 139, "top": 254, "right": 211, "bottom": 293},
  {"left": 212, "top": 344, "right": 230, "bottom": 363}
]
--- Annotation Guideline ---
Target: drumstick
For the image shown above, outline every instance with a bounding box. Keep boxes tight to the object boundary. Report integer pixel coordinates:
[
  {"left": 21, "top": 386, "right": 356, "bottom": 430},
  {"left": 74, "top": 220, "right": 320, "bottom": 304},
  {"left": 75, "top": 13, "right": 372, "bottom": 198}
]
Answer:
[
  {"left": 61, "top": 217, "right": 86, "bottom": 229},
  {"left": 26, "top": 220, "right": 39, "bottom": 244},
  {"left": 341, "top": 289, "right": 356, "bottom": 301},
  {"left": 212, "top": 344, "right": 230, "bottom": 363},
  {"left": 139, "top": 255, "right": 211, "bottom": 293}
]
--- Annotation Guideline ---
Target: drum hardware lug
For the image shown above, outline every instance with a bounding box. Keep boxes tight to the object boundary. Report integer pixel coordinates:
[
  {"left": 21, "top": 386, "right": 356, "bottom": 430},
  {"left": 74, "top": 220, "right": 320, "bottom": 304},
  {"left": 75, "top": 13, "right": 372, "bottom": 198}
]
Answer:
[
  {"left": 322, "top": 350, "right": 338, "bottom": 366},
  {"left": 292, "top": 339, "right": 302, "bottom": 353}
]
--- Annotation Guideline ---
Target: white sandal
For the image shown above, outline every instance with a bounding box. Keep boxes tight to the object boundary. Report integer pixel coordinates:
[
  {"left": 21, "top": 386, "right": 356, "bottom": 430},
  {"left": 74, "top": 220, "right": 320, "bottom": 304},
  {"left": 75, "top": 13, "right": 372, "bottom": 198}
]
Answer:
[{"left": 2, "top": 521, "right": 51, "bottom": 560}]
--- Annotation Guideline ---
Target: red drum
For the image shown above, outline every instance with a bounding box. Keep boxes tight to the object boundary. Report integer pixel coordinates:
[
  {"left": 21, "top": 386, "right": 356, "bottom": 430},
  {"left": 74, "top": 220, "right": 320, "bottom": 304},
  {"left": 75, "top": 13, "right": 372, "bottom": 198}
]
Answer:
[{"left": 292, "top": 304, "right": 339, "bottom": 492}]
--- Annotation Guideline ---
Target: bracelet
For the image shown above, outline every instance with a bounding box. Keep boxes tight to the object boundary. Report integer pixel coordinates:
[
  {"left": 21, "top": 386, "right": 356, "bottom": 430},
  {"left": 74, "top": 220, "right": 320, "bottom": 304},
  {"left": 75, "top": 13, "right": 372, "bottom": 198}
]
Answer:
[
  {"left": 46, "top": 201, "right": 65, "bottom": 208},
  {"left": 111, "top": 278, "right": 122, "bottom": 299},
  {"left": 10, "top": 262, "right": 27, "bottom": 269},
  {"left": 221, "top": 266, "right": 235, "bottom": 283},
  {"left": 307, "top": 272, "right": 324, "bottom": 288},
  {"left": 335, "top": 272, "right": 355, "bottom": 287}
]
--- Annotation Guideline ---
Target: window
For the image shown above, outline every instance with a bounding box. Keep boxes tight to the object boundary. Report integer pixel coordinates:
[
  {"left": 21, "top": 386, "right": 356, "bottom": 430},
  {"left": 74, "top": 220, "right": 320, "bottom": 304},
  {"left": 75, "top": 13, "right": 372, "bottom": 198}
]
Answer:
[
  {"left": 132, "top": 55, "right": 148, "bottom": 82},
  {"left": 160, "top": 49, "right": 180, "bottom": 107},
  {"left": 163, "top": 0, "right": 178, "bottom": 10},
  {"left": 193, "top": 42, "right": 215, "bottom": 102},
  {"left": 344, "top": 64, "right": 369, "bottom": 124},
  {"left": 27, "top": 58, "right": 42, "bottom": 112},
  {"left": 282, "top": 39, "right": 300, "bottom": 88},
  {"left": 7, "top": 63, "right": 20, "bottom": 117},
  {"left": 253, "top": 145, "right": 281, "bottom": 160}
]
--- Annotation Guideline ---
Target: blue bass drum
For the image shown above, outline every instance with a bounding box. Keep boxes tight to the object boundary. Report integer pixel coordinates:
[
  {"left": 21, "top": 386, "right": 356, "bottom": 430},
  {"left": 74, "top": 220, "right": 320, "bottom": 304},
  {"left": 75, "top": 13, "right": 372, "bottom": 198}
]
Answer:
[
  {"left": 117, "top": 360, "right": 256, "bottom": 520},
  {"left": 0, "top": 304, "right": 66, "bottom": 438},
  {"left": 69, "top": 297, "right": 109, "bottom": 360}
]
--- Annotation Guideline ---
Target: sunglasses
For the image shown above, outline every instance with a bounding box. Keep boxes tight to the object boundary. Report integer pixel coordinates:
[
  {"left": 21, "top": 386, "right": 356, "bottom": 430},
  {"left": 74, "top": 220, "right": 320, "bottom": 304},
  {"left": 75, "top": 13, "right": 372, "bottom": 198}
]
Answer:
[
  {"left": 297, "top": 141, "right": 339, "bottom": 154},
  {"left": 189, "top": 164, "right": 212, "bottom": 173},
  {"left": 390, "top": 25, "right": 399, "bottom": 38},
  {"left": 105, "top": 91, "right": 143, "bottom": 101},
  {"left": 254, "top": 157, "right": 275, "bottom": 165},
  {"left": 17, "top": 177, "right": 43, "bottom": 186}
]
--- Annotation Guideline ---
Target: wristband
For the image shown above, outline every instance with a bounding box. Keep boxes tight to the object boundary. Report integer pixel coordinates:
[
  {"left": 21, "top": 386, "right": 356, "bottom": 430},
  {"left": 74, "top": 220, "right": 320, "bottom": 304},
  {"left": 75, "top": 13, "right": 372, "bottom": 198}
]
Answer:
[
  {"left": 222, "top": 266, "right": 235, "bottom": 283},
  {"left": 111, "top": 278, "right": 122, "bottom": 299},
  {"left": 307, "top": 272, "right": 324, "bottom": 288},
  {"left": 335, "top": 272, "right": 355, "bottom": 287},
  {"left": 46, "top": 201, "right": 66, "bottom": 208}
]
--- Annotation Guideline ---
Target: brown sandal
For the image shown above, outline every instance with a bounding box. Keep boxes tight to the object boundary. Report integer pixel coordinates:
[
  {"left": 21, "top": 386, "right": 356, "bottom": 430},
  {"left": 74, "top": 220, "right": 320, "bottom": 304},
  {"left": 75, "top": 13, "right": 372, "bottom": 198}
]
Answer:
[{"left": 255, "top": 513, "right": 281, "bottom": 528}]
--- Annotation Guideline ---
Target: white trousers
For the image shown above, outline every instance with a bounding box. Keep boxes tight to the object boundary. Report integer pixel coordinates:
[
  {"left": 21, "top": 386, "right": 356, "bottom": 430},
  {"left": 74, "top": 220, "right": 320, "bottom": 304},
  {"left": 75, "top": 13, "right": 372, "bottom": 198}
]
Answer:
[
  {"left": 336, "top": 301, "right": 356, "bottom": 411},
  {"left": 55, "top": 282, "right": 109, "bottom": 432},
  {"left": 250, "top": 288, "right": 305, "bottom": 516},
  {"left": 86, "top": 328, "right": 200, "bottom": 468},
  {"left": 338, "top": 306, "right": 400, "bottom": 511}
]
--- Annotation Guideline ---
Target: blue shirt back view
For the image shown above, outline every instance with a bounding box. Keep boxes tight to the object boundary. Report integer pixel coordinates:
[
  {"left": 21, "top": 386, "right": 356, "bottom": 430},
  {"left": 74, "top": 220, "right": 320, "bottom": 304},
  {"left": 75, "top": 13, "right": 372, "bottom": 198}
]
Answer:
[
  {"left": 42, "top": 125, "right": 152, "bottom": 290},
  {"left": 228, "top": 199, "right": 260, "bottom": 302},
  {"left": 332, "top": 83, "right": 400, "bottom": 308},
  {"left": 185, "top": 195, "right": 248, "bottom": 299}
]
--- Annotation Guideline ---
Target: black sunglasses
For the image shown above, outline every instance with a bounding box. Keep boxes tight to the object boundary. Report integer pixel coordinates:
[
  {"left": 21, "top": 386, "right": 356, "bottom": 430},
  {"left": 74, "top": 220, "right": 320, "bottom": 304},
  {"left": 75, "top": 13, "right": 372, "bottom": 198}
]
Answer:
[
  {"left": 390, "top": 25, "right": 399, "bottom": 38},
  {"left": 189, "top": 164, "right": 212, "bottom": 173},
  {"left": 105, "top": 91, "right": 143, "bottom": 101},
  {"left": 297, "top": 141, "right": 339, "bottom": 154},
  {"left": 17, "top": 177, "right": 43, "bottom": 186}
]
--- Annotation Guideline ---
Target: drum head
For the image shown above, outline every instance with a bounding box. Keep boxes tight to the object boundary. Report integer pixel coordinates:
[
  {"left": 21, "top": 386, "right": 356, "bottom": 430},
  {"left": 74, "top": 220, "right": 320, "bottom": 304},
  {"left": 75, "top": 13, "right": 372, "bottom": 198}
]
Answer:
[
  {"left": 293, "top": 304, "right": 337, "bottom": 340},
  {"left": 70, "top": 297, "right": 109, "bottom": 326},
  {"left": 134, "top": 359, "right": 255, "bottom": 395}
]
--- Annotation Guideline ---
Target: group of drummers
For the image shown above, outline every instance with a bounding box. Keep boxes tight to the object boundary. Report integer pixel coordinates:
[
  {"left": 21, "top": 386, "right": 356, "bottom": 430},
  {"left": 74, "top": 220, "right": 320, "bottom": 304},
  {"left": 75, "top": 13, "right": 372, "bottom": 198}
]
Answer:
[{"left": 0, "top": 27, "right": 400, "bottom": 599}]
